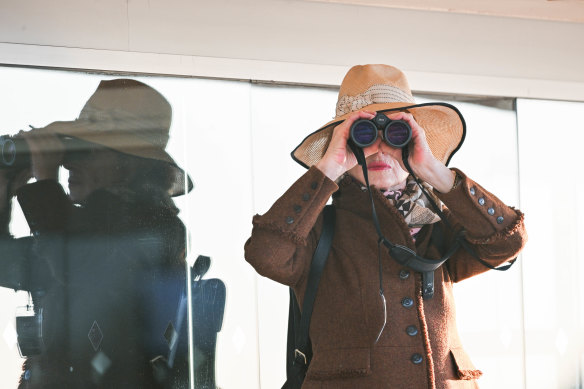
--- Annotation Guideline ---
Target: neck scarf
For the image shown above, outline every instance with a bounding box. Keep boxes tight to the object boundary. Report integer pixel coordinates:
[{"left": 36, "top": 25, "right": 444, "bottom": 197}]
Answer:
[
  {"left": 360, "top": 176, "right": 443, "bottom": 238},
  {"left": 382, "top": 177, "right": 442, "bottom": 228}
]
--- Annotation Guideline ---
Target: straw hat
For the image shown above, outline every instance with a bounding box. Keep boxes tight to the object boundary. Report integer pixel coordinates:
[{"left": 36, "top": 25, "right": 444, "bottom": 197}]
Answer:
[
  {"left": 291, "top": 64, "right": 466, "bottom": 168},
  {"left": 45, "top": 78, "right": 192, "bottom": 196}
]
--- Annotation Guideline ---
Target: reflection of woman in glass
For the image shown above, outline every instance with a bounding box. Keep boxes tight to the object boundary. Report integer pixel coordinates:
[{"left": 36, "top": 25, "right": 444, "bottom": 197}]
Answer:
[
  {"left": 0, "top": 79, "right": 191, "bottom": 388},
  {"left": 245, "top": 64, "right": 527, "bottom": 388}
]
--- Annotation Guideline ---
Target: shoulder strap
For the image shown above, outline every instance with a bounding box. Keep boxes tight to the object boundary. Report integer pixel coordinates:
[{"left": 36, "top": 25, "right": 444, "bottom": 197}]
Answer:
[
  {"left": 295, "top": 204, "right": 336, "bottom": 358},
  {"left": 284, "top": 204, "right": 336, "bottom": 388}
]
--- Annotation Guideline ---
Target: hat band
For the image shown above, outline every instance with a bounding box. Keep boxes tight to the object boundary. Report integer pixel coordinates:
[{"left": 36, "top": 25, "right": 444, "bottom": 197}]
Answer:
[
  {"left": 76, "top": 106, "right": 170, "bottom": 147},
  {"left": 335, "top": 84, "right": 416, "bottom": 118}
]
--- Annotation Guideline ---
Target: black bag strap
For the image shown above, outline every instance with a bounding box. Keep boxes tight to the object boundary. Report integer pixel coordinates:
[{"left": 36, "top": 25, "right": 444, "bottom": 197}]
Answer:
[
  {"left": 283, "top": 204, "right": 336, "bottom": 389},
  {"left": 284, "top": 288, "right": 302, "bottom": 389}
]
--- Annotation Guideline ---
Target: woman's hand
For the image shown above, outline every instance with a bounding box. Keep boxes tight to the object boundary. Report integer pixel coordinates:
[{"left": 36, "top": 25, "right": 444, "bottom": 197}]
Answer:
[
  {"left": 19, "top": 126, "right": 65, "bottom": 182},
  {"left": 315, "top": 110, "right": 377, "bottom": 181},
  {"left": 385, "top": 112, "right": 455, "bottom": 193}
]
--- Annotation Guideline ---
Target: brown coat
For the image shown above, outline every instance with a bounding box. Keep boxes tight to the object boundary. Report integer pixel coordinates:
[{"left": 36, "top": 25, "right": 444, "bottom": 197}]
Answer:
[{"left": 245, "top": 166, "right": 527, "bottom": 389}]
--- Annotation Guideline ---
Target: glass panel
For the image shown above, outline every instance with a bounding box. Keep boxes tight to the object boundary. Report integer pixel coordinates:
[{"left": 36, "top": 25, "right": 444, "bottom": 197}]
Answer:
[
  {"left": 249, "top": 83, "right": 338, "bottom": 388},
  {"left": 179, "top": 78, "right": 259, "bottom": 389},
  {"left": 517, "top": 98, "right": 584, "bottom": 389},
  {"left": 0, "top": 67, "right": 260, "bottom": 388},
  {"left": 419, "top": 96, "right": 525, "bottom": 389}
]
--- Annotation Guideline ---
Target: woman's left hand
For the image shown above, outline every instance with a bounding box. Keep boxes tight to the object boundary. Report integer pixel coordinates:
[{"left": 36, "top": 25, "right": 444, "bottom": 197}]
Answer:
[{"left": 385, "top": 112, "right": 455, "bottom": 193}]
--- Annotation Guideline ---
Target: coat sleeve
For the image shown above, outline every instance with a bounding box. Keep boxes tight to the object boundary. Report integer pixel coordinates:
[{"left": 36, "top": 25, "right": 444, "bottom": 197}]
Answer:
[
  {"left": 0, "top": 187, "right": 30, "bottom": 290},
  {"left": 244, "top": 166, "right": 338, "bottom": 288},
  {"left": 434, "top": 169, "right": 527, "bottom": 282},
  {"left": 17, "top": 179, "right": 73, "bottom": 234},
  {"left": 0, "top": 181, "right": 66, "bottom": 292}
]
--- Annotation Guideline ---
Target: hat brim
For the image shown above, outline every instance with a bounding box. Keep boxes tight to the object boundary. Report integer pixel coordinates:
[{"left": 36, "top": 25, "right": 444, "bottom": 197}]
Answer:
[
  {"left": 43, "top": 120, "right": 193, "bottom": 196},
  {"left": 291, "top": 102, "right": 466, "bottom": 169}
]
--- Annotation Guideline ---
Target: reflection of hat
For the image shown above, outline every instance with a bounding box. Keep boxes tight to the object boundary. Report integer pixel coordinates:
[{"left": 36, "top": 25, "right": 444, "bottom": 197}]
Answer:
[
  {"left": 291, "top": 64, "right": 466, "bottom": 168},
  {"left": 46, "top": 79, "right": 192, "bottom": 196}
]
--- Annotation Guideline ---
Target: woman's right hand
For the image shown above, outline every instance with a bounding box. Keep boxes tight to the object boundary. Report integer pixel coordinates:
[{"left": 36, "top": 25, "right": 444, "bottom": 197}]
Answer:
[{"left": 315, "top": 110, "right": 377, "bottom": 181}]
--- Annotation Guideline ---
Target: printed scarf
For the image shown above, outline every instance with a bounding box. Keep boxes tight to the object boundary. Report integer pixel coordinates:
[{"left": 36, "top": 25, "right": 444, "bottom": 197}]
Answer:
[
  {"left": 360, "top": 176, "right": 443, "bottom": 238},
  {"left": 381, "top": 177, "right": 442, "bottom": 228}
]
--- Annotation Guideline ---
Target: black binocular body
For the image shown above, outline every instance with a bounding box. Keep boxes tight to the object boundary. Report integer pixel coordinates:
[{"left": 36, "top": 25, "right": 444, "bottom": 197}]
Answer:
[
  {"left": 349, "top": 113, "right": 412, "bottom": 149},
  {"left": 0, "top": 134, "right": 87, "bottom": 170}
]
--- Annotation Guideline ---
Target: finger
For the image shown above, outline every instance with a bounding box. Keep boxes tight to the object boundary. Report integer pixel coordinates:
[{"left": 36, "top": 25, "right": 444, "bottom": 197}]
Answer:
[
  {"left": 385, "top": 111, "right": 414, "bottom": 121},
  {"left": 22, "top": 132, "right": 64, "bottom": 154}
]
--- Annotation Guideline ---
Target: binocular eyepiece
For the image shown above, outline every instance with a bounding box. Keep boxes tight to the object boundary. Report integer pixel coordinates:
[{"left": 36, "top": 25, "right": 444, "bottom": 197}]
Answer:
[{"left": 350, "top": 113, "right": 412, "bottom": 149}]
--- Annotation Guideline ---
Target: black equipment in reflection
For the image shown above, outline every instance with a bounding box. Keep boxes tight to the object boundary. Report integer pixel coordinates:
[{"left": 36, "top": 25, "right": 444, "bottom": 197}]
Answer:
[
  {"left": 191, "top": 255, "right": 226, "bottom": 389},
  {"left": 15, "top": 304, "right": 43, "bottom": 357},
  {"left": 0, "top": 133, "right": 95, "bottom": 169}
]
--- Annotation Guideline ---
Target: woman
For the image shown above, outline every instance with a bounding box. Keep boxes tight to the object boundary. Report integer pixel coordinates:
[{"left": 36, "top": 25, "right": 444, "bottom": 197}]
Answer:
[
  {"left": 0, "top": 79, "right": 192, "bottom": 388},
  {"left": 245, "top": 64, "right": 527, "bottom": 388}
]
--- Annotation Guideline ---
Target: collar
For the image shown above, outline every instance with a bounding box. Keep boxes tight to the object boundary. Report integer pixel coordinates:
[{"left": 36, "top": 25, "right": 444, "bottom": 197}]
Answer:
[{"left": 333, "top": 174, "right": 416, "bottom": 248}]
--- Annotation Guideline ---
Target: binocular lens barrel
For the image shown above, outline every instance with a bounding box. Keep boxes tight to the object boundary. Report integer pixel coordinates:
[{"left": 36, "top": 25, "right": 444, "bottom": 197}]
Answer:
[
  {"left": 385, "top": 121, "right": 411, "bottom": 147},
  {"left": 349, "top": 115, "right": 412, "bottom": 148},
  {"left": 0, "top": 136, "right": 30, "bottom": 169},
  {"left": 351, "top": 120, "right": 378, "bottom": 147},
  {"left": 0, "top": 135, "right": 97, "bottom": 170}
]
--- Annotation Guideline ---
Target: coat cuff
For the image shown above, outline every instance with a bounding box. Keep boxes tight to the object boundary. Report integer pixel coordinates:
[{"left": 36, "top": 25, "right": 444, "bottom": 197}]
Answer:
[
  {"left": 17, "top": 180, "right": 71, "bottom": 233},
  {"left": 434, "top": 168, "right": 522, "bottom": 240},
  {"left": 252, "top": 166, "right": 338, "bottom": 245}
]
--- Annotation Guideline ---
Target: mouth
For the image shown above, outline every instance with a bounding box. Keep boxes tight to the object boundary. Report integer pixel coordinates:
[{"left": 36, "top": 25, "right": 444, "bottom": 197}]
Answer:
[{"left": 367, "top": 161, "right": 391, "bottom": 171}]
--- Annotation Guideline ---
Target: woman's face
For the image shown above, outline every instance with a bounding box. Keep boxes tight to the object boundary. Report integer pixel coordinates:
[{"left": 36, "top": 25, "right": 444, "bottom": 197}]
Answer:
[
  {"left": 63, "top": 144, "right": 133, "bottom": 203},
  {"left": 347, "top": 139, "right": 409, "bottom": 191}
]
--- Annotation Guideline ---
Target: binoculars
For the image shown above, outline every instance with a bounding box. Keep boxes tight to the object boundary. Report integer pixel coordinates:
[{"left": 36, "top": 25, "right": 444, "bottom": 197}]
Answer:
[
  {"left": 0, "top": 136, "right": 29, "bottom": 170},
  {"left": 0, "top": 134, "right": 88, "bottom": 170},
  {"left": 350, "top": 113, "right": 412, "bottom": 148}
]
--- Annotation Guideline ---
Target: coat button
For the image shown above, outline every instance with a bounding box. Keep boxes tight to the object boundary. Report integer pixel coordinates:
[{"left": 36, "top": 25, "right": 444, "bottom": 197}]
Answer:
[
  {"left": 401, "top": 297, "right": 414, "bottom": 308},
  {"left": 311, "top": 182, "right": 318, "bottom": 190},
  {"left": 488, "top": 207, "right": 495, "bottom": 215},
  {"left": 399, "top": 270, "right": 410, "bottom": 280},
  {"left": 470, "top": 187, "right": 476, "bottom": 195},
  {"left": 293, "top": 204, "right": 302, "bottom": 213},
  {"left": 411, "top": 353, "right": 423, "bottom": 364},
  {"left": 285, "top": 216, "right": 294, "bottom": 224},
  {"left": 406, "top": 325, "right": 418, "bottom": 336},
  {"left": 478, "top": 197, "right": 485, "bottom": 206},
  {"left": 302, "top": 193, "right": 310, "bottom": 201},
  {"left": 497, "top": 216, "right": 504, "bottom": 224}
]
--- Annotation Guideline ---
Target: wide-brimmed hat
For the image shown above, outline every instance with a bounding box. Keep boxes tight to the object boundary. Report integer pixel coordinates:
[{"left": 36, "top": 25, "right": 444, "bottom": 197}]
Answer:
[
  {"left": 291, "top": 64, "right": 466, "bottom": 168},
  {"left": 44, "top": 78, "right": 193, "bottom": 196}
]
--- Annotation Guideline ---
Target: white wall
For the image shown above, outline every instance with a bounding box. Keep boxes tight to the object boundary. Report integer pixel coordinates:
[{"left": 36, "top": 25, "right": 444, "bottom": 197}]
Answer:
[
  {"left": 517, "top": 99, "right": 584, "bottom": 389},
  {"left": 1, "top": 0, "right": 584, "bottom": 101}
]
